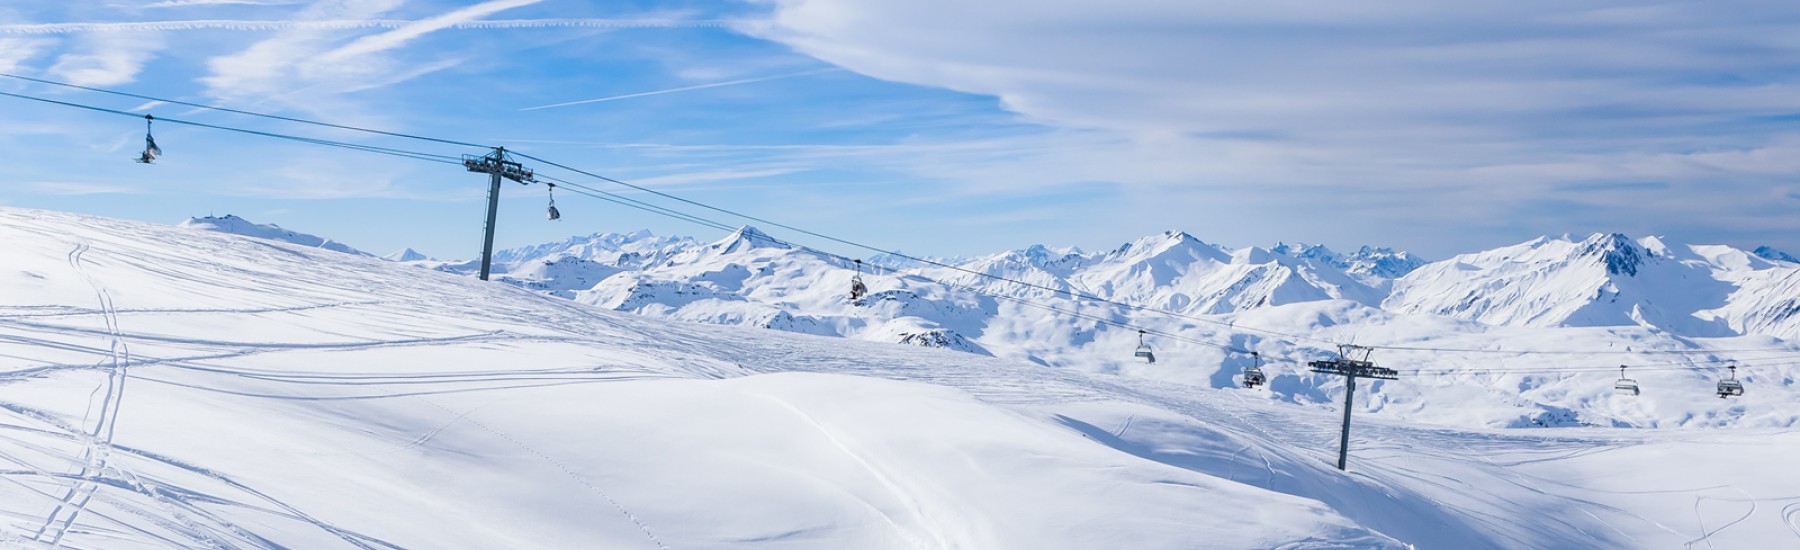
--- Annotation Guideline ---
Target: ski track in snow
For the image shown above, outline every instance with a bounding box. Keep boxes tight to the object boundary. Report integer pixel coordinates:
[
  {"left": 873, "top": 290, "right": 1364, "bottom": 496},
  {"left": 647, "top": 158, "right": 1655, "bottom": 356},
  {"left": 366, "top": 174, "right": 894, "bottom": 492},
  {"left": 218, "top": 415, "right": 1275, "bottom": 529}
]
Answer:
[
  {"left": 3, "top": 244, "right": 400, "bottom": 550},
  {"left": 1223, "top": 388, "right": 1282, "bottom": 488},
  {"left": 32, "top": 243, "right": 130, "bottom": 548},
  {"left": 754, "top": 393, "right": 941, "bottom": 550},
  {"left": 1684, "top": 488, "right": 1757, "bottom": 550},
  {"left": 1783, "top": 502, "right": 1800, "bottom": 541}
]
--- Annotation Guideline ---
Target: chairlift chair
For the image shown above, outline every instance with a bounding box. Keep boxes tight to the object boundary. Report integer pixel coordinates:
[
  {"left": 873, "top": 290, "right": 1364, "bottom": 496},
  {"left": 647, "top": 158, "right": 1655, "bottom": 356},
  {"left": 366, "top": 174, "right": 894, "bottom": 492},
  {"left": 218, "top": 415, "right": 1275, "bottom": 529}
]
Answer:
[
  {"left": 1134, "top": 330, "right": 1156, "bottom": 363},
  {"left": 135, "top": 115, "right": 161, "bottom": 164},
  {"left": 546, "top": 184, "right": 561, "bottom": 220},
  {"left": 850, "top": 259, "right": 868, "bottom": 304},
  {"left": 1242, "top": 351, "right": 1267, "bottom": 388},
  {"left": 1613, "top": 365, "right": 1639, "bottom": 396},
  {"left": 1716, "top": 365, "right": 1744, "bottom": 398}
]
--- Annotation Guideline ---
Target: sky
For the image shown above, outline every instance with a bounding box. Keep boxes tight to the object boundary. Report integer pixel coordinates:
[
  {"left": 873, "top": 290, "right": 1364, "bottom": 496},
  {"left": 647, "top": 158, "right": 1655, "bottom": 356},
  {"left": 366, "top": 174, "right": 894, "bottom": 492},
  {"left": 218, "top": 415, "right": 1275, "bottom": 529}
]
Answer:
[{"left": 1, "top": 0, "right": 1798, "bottom": 261}]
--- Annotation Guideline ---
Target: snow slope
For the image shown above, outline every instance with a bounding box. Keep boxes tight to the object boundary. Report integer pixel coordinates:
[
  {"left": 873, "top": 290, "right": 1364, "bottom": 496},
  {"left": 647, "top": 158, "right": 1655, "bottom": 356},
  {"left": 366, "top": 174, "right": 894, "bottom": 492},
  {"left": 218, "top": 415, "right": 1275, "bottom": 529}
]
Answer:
[
  {"left": 0, "top": 208, "right": 1396, "bottom": 548},
  {"left": 4, "top": 207, "right": 1798, "bottom": 548},
  {"left": 178, "top": 214, "right": 370, "bottom": 257}
]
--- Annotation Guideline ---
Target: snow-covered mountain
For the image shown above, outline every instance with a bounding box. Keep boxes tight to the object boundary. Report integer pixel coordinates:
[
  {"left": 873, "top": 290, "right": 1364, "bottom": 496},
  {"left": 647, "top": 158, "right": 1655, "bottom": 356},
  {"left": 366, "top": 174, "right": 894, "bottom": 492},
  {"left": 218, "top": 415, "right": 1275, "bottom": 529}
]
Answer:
[
  {"left": 1754, "top": 245, "right": 1798, "bottom": 264},
  {"left": 491, "top": 229, "right": 695, "bottom": 268},
  {"left": 483, "top": 228, "right": 1398, "bottom": 359},
  {"left": 933, "top": 232, "right": 1385, "bottom": 314},
  {"left": 383, "top": 247, "right": 433, "bottom": 262},
  {"left": 179, "top": 214, "right": 370, "bottom": 256},
  {"left": 569, "top": 226, "right": 995, "bottom": 355},
  {"left": 1386, "top": 232, "right": 1800, "bottom": 339},
  {"left": 7, "top": 206, "right": 1800, "bottom": 548},
  {"left": 1272, "top": 242, "right": 1428, "bottom": 285}
]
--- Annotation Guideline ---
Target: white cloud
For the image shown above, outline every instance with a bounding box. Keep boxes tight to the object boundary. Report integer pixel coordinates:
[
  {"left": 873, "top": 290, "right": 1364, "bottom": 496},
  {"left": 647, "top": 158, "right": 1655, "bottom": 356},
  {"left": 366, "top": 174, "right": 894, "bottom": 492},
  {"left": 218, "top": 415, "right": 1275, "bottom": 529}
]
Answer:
[
  {"left": 143, "top": 0, "right": 304, "bottom": 7},
  {"left": 519, "top": 68, "right": 839, "bottom": 111},
  {"left": 630, "top": 167, "right": 806, "bottom": 188},
  {"left": 0, "top": 18, "right": 728, "bottom": 35},
  {"left": 314, "top": 0, "right": 541, "bottom": 64},
  {"left": 738, "top": 0, "right": 1800, "bottom": 253},
  {"left": 200, "top": 0, "right": 405, "bottom": 102},
  {"left": 201, "top": 0, "right": 540, "bottom": 111},
  {"left": 0, "top": 37, "right": 52, "bottom": 73},
  {"left": 47, "top": 31, "right": 164, "bottom": 86}
]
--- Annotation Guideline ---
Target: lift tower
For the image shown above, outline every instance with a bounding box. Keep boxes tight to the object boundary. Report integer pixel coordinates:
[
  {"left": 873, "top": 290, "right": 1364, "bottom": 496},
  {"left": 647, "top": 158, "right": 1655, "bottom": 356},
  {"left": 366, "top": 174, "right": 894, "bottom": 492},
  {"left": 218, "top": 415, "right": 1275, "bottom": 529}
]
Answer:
[
  {"left": 464, "top": 147, "right": 536, "bottom": 281},
  {"left": 1309, "top": 344, "right": 1398, "bottom": 471}
]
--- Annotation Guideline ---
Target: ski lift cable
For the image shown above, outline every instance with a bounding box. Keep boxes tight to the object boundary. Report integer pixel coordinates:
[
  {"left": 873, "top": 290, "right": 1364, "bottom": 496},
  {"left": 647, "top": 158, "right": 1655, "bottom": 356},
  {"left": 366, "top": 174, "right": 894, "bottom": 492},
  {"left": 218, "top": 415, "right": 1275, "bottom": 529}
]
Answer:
[
  {"left": 554, "top": 184, "right": 735, "bottom": 233},
  {"left": 537, "top": 175, "right": 741, "bottom": 234},
  {"left": 510, "top": 150, "right": 1336, "bottom": 347},
  {"left": 0, "top": 90, "right": 464, "bottom": 165},
  {"left": 0, "top": 72, "right": 490, "bottom": 149}
]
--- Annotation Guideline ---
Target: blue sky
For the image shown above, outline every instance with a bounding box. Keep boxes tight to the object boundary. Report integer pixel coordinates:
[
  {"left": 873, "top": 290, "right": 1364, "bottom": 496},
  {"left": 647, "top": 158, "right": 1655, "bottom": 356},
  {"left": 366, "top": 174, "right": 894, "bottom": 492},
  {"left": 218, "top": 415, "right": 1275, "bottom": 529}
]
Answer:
[{"left": 2, "top": 1, "right": 1798, "bottom": 261}]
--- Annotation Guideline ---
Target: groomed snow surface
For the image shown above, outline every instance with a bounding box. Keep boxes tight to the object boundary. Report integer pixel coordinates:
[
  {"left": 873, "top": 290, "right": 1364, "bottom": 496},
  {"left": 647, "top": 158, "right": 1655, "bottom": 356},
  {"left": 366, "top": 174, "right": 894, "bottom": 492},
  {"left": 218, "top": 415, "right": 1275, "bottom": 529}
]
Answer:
[{"left": 3, "top": 208, "right": 1798, "bottom": 549}]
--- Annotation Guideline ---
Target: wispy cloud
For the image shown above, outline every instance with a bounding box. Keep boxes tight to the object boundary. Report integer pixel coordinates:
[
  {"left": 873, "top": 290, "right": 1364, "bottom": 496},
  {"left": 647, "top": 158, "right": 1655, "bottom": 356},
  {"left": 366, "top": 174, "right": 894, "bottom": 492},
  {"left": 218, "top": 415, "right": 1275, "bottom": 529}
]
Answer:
[
  {"left": 143, "top": 0, "right": 305, "bottom": 8},
  {"left": 629, "top": 167, "right": 807, "bottom": 187},
  {"left": 47, "top": 31, "right": 164, "bottom": 86},
  {"left": 734, "top": 0, "right": 1800, "bottom": 254},
  {"left": 519, "top": 68, "right": 841, "bottom": 111},
  {"left": 0, "top": 37, "right": 52, "bottom": 73},
  {"left": 0, "top": 18, "right": 730, "bottom": 35},
  {"left": 313, "top": 0, "right": 543, "bottom": 65},
  {"left": 200, "top": 0, "right": 545, "bottom": 107}
]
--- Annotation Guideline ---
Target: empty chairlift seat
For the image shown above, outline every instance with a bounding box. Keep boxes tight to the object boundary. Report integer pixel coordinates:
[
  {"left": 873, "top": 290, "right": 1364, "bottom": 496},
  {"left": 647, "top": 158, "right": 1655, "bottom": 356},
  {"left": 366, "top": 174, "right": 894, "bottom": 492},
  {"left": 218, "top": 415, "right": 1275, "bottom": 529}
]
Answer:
[
  {"left": 1614, "top": 365, "right": 1639, "bottom": 396},
  {"left": 1716, "top": 365, "right": 1744, "bottom": 398},
  {"left": 1134, "top": 330, "right": 1156, "bottom": 364}
]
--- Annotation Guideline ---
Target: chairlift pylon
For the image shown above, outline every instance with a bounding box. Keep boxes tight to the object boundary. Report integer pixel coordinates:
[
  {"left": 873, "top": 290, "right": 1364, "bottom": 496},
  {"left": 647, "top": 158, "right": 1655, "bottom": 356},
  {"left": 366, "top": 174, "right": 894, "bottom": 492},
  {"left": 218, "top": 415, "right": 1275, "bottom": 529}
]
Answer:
[
  {"left": 545, "top": 183, "right": 561, "bottom": 221},
  {"left": 1133, "top": 330, "right": 1156, "bottom": 363},
  {"left": 1613, "top": 365, "right": 1639, "bottom": 396},
  {"left": 1716, "top": 365, "right": 1744, "bottom": 398},
  {"left": 1242, "top": 351, "right": 1266, "bottom": 388},
  {"left": 850, "top": 259, "right": 868, "bottom": 304},
  {"left": 134, "top": 114, "right": 161, "bottom": 164}
]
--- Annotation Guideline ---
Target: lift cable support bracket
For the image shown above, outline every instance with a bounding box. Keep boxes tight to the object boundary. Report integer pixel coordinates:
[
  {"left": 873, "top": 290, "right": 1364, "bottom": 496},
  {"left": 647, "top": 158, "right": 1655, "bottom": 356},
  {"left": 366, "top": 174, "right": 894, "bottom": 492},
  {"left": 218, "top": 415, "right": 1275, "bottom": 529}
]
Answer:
[
  {"left": 1308, "top": 344, "right": 1398, "bottom": 471},
  {"left": 466, "top": 147, "right": 536, "bottom": 281}
]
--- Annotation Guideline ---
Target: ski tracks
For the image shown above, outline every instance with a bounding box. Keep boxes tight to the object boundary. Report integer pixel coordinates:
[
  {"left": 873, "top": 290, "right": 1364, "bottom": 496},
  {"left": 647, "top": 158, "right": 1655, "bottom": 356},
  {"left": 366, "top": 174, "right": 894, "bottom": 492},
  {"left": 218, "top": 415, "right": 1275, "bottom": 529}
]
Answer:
[
  {"left": 30, "top": 243, "right": 133, "bottom": 547},
  {"left": 1783, "top": 502, "right": 1800, "bottom": 542},
  {"left": 1683, "top": 487, "right": 1767, "bottom": 550},
  {"left": 753, "top": 393, "right": 943, "bottom": 550}
]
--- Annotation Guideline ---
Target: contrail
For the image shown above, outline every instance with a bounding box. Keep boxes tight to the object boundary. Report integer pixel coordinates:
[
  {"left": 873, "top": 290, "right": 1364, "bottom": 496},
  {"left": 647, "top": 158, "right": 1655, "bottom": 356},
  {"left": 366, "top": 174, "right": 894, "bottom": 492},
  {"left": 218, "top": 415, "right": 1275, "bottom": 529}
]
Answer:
[
  {"left": 518, "top": 68, "right": 843, "bottom": 112},
  {"left": 144, "top": 0, "right": 305, "bottom": 7},
  {"left": 0, "top": 18, "right": 734, "bottom": 35}
]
